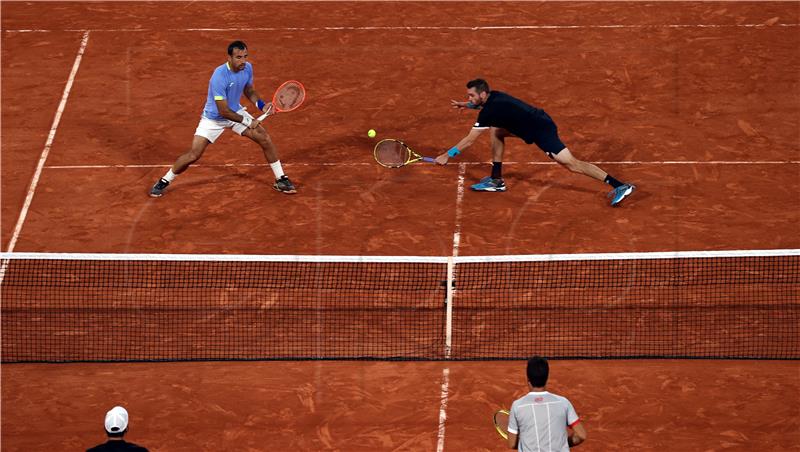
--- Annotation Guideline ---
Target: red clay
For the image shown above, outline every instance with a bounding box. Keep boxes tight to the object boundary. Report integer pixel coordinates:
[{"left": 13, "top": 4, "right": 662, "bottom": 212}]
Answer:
[
  {"left": 2, "top": 2, "right": 799, "bottom": 451},
  {"left": 2, "top": 361, "right": 798, "bottom": 451}
]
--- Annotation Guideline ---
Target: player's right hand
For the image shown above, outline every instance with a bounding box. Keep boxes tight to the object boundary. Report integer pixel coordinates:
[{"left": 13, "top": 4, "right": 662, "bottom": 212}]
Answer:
[
  {"left": 450, "top": 100, "right": 468, "bottom": 109},
  {"left": 435, "top": 153, "right": 449, "bottom": 165}
]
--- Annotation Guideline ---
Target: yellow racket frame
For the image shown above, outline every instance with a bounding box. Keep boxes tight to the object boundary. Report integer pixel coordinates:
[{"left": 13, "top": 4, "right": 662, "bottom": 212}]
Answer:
[
  {"left": 373, "top": 139, "right": 434, "bottom": 168},
  {"left": 493, "top": 409, "right": 510, "bottom": 440}
]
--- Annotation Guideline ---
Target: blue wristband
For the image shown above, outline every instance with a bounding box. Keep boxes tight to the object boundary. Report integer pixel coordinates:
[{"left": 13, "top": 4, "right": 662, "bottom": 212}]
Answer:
[
  {"left": 447, "top": 146, "right": 461, "bottom": 158},
  {"left": 466, "top": 102, "right": 477, "bottom": 109},
  {"left": 257, "top": 99, "right": 266, "bottom": 110}
]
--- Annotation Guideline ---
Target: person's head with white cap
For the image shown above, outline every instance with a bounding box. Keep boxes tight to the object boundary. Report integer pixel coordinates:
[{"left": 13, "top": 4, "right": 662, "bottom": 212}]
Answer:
[{"left": 104, "top": 406, "right": 129, "bottom": 438}]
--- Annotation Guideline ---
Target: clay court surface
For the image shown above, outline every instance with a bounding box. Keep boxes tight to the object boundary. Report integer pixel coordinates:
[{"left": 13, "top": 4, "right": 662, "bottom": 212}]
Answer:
[{"left": 2, "top": 2, "right": 799, "bottom": 451}]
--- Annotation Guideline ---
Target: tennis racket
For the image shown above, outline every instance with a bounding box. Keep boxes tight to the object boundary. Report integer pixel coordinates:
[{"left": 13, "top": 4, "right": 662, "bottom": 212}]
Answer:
[
  {"left": 373, "top": 139, "right": 435, "bottom": 168},
  {"left": 493, "top": 409, "right": 510, "bottom": 440},
  {"left": 256, "top": 80, "right": 306, "bottom": 121}
]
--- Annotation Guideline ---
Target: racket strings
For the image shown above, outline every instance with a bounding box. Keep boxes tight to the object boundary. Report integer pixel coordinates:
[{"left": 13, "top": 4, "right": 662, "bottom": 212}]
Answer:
[
  {"left": 275, "top": 82, "right": 305, "bottom": 111},
  {"left": 374, "top": 141, "right": 410, "bottom": 167}
]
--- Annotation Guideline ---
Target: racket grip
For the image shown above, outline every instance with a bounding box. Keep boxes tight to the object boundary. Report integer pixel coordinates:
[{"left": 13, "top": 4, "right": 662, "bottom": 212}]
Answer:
[
  {"left": 256, "top": 112, "right": 269, "bottom": 121},
  {"left": 422, "top": 157, "right": 436, "bottom": 163}
]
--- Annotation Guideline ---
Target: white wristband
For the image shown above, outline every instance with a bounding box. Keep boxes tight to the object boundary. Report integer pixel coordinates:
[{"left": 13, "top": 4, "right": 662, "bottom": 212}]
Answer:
[{"left": 241, "top": 115, "right": 253, "bottom": 127}]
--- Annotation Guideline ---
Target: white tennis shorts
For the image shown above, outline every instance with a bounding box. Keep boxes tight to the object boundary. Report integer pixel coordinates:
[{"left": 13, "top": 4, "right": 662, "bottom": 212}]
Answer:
[{"left": 194, "top": 108, "right": 255, "bottom": 143}]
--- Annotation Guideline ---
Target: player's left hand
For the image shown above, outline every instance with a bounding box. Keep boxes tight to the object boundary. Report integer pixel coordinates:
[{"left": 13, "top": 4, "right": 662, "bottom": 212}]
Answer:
[
  {"left": 450, "top": 100, "right": 468, "bottom": 109},
  {"left": 262, "top": 102, "right": 274, "bottom": 115},
  {"left": 248, "top": 118, "right": 261, "bottom": 129},
  {"left": 435, "top": 153, "right": 449, "bottom": 165}
]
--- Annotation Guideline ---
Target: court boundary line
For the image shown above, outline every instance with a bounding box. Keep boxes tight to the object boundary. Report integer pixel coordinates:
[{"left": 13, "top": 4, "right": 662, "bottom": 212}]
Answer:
[
  {"left": 437, "top": 164, "right": 466, "bottom": 451},
  {"left": 4, "top": 23, "right": 798, "bottom": 33},
  {"left": 40, "top": 160, "right": 800, "bottom": 170},
  {"left": 451, "top": 163, "right": 467, "bottom": 259},
  {"left": 435, "top": 367, "right": 450, "bottom": 452},
  {"left": 3, "top": 31, "right": 90, "bottom": 253}
]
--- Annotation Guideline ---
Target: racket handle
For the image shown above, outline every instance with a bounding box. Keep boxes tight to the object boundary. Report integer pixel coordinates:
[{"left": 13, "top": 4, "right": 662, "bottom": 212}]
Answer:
[
  {"left": 422, "top": 157, "right": 436, "bottom": 163},
  {"left": 256, "top": 104, "right": 275, "bottom": 121}
]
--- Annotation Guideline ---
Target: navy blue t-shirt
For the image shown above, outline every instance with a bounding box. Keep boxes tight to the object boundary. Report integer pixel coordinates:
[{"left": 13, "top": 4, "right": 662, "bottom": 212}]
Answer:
[
  {"left": 473, "top": 91, "right": 554, "bottom": 145},
  {"left": 87, "top": 439, "right": 149, "bottom": 452}
]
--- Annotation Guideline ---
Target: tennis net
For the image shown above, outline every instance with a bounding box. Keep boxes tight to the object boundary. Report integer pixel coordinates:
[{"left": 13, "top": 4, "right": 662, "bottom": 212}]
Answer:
[{"left": 1, "top": 250, "right": 798, "bottom": 362}]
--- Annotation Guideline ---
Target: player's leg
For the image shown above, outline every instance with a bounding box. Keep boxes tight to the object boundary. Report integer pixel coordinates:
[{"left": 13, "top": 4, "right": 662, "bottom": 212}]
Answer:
[
  {"left": 240, "top": 123, "right": 297, "bottom": 194},
  {"left": 472, "top": 127, "right": 509, "bottom": 192},
  {"left": 533, "top": 115, "right": 635, "bottom": 206},
  {"left": 173, "top": 135, "right": 213, "bottom": 174},
  {"left": 149, "top": 134, "right": 213, "bottom": 198},
  {"left": 242, "top": 125, "right": 278, "bottom": 163},
  {"left": 552, "top": 148, "right": 607, "bottom": 181},
  {"left": 552, "top": 148, "right": 634, "bottom": 206}
]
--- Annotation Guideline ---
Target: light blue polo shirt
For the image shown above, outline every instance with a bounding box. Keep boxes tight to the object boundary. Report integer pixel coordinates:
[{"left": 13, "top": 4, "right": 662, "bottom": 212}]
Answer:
[{"left": 202, "top": 61, "right": 254, "bottom": 121}]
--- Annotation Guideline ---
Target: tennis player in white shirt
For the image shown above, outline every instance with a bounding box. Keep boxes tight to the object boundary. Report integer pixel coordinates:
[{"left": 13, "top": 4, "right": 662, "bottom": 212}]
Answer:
[{"left": 507, "top": 357, "right": 587, "bottom": 451}]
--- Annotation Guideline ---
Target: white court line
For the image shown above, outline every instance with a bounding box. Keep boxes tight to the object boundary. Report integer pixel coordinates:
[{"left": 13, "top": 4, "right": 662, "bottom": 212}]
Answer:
[
  {"left": 451, "top": 163, "right": 467, "bottom": 259},
  {"left": 437, "top": 164, "right": 465, "bottom": 452},
  {"left": 436, "top": 367, "right": 451, "bottom": 452},
  {"left": 4, "top": 31, "right": 90, "bottom": 253},
  {"left": 3, "top": 23, "right": 798, "bottom": 33},
  {"left": 41, "top": 160, "right": 800, "bottom": 170}
]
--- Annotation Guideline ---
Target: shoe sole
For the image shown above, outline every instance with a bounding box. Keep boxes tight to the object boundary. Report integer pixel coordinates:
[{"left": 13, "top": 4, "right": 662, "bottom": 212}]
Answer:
[
  {"left": 611, "top": 186, "right": 634, "bottom": 206},
  {"left": 273, "top": 186, "right": 297, "bottom": 194},
  {"left": 471, "top": 187, "right": 506, "bottom": 192},
  {"left": 149, "top": 193, "right": 163, "bottom": 198}
]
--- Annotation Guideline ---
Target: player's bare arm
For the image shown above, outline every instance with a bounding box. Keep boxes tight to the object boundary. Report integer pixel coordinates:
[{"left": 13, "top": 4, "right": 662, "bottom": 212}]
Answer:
[
  {"left": 435, "top": 127, "right": 486, "bottom": 165},
  {"left": 568, "top": 422, "right": 588, "bottom": 447},
  {"left": 505, "top": 431, "right": 518, "bottom": 449},
  {"left": 214, "top": 99, "right": 260, "bottom": 129},
  {"left": 244, "top": 84, "right": 269, "bottom": 113}
]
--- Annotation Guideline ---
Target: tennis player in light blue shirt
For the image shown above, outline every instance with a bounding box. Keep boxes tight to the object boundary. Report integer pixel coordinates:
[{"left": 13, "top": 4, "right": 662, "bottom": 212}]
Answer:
[
  {"left": 202, "top": 61, "right": 254, "bottom": 121},
  {"left": 150, "top": 40, "right": 297, "bottom": 197}
]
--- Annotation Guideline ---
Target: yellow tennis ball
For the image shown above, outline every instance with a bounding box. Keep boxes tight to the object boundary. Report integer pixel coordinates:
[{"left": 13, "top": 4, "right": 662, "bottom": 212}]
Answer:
[{"left": 368, "top": 129, "right": 377, "bottom": 138}]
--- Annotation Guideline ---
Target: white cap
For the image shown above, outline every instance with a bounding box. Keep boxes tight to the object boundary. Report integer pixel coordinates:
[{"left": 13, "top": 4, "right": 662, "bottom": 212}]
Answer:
[{"left": 104, "top": 406, "right": 129, "bottom": 433}]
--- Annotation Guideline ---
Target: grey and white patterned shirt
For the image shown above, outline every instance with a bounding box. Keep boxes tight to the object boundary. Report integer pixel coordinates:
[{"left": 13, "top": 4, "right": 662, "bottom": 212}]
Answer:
[{"left": 507, "top": 391, "right": 580, "bottom": 452}]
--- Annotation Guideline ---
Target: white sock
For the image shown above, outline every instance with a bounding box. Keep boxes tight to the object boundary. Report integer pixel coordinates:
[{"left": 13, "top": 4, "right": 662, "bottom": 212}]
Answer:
[
  {"left": 162, "top": 169, "right": 176, "bottom": 182},
  {"left": 270, "top": 161, "right": 285, "bottom": 179}
]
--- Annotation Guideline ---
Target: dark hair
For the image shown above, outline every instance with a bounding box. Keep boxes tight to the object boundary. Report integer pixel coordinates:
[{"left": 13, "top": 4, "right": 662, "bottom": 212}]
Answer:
[
  {"left": 227, "top": 40, "right": 247, "bottom": 55},
  {"left": 466, "top": 78, "right": 490, "bottom": 93},
  {"left": 526, "top": 356, "right": 549, "bottom": 387}
]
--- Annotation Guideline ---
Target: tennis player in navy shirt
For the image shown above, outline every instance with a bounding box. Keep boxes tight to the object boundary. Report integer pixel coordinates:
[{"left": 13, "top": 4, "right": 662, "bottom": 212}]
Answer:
[
  {"left": 150, "top": 40, "right": 296, "bottom": 197},
  {"left": 436, "top": 79, "right": 634, "bottom": 206}
]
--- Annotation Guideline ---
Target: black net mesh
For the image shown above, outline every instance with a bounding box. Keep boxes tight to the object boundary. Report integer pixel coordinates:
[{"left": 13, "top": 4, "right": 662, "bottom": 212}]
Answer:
[{"left": 1, "top": 253, "right": 797, "bottom": 362}]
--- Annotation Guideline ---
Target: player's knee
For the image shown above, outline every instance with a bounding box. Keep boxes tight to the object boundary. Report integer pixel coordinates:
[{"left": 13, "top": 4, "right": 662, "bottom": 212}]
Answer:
[
  {"left": 184, "top": 150, "right": 203, "bottom": 162},
  {"left": 558, "top": 157, "right": 581, "bottom": 173},
  {"left": 567, "top": 161, "right": 582, "bottom": 172},
  {"left": 250, "top": 127, "right": 268, "bottom": 142}
]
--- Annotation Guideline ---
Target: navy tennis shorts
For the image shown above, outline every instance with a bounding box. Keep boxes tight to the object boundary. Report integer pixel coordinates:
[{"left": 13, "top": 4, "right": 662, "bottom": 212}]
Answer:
[{"left": 531, "top": 113, "right": 566, "bottom": 158}]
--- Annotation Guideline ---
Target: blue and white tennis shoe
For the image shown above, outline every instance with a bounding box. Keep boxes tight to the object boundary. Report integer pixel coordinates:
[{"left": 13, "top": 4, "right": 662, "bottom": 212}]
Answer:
[
  {"left": 470, "top": 177, "right": 506, "bottom": 192},
  {"left": 608, "top": 183, "right": 635, "bottom": 206},
  {"left": 149, "top": 178, "right": 170, "bottom": 197}
]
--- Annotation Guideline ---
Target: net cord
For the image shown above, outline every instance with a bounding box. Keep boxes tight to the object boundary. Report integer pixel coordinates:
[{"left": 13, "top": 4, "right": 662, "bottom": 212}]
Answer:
[{"left": 2, "top": 249, "right": 797, "bottom": 263}]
